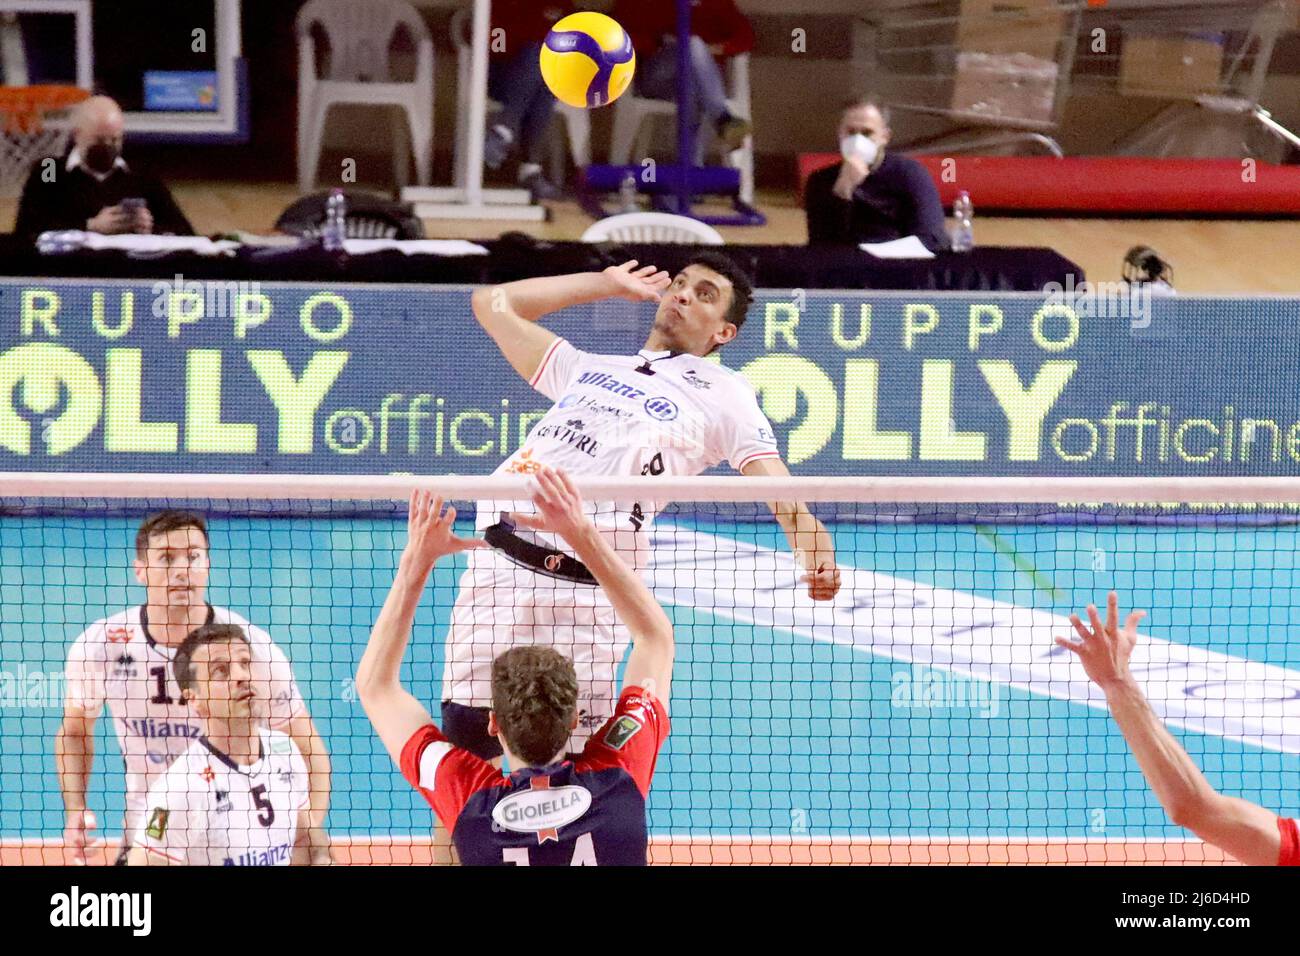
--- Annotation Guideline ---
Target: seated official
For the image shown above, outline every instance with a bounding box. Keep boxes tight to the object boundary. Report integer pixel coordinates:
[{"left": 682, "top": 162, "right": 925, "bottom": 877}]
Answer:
[
  {"left": 14, "top": 95, "right": 193, "bottom": 239},
  {"left": 805, "top": 97, "right": 949, "bottom": 252}
]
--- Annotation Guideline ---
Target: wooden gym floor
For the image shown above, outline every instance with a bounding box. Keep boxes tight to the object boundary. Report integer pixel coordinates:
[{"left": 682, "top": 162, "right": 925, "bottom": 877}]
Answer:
[{"left": 6, "top": 183, "right": 1299, "bottom": 294}]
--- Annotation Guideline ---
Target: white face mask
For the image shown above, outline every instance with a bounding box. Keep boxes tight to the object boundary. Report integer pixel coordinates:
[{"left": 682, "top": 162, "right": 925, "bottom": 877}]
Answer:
[{"left": 840, "top": 133, "right": 879, "bottom": 166}]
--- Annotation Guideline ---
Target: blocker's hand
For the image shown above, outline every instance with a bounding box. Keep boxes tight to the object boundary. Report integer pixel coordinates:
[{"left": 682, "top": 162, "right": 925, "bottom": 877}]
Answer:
[
  {"left": 403, "top": 489, "right": 487, "bottom": 568},
  {"left": 603, "top": 260, "right": 671, "bottom": 303},
  {"left": 512, "top": 465, "right": 592, "bottom": 545},
  {"left": 1054, "top": 591, "right": 1146, "bottom": 691}
]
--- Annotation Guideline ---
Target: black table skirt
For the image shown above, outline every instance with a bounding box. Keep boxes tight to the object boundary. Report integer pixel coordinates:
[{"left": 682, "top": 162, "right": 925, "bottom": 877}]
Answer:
[{"left": 0, "top": 234, "right": 1083, "bottom": 291}]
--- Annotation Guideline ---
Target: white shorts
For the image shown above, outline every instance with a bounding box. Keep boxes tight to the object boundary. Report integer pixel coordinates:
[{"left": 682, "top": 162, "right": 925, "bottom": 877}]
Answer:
[{"left": 441, "top": 546, "right": 631, "bottom": 749}]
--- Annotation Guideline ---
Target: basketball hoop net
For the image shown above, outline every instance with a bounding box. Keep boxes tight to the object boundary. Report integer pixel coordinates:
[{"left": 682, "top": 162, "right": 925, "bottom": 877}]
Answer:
[{"left": 0, "top": 85, "right": 90, "bottom": 197}]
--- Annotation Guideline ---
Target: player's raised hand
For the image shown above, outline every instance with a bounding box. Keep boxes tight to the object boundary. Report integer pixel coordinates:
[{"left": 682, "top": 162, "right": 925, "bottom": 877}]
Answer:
[
  {"left": 404, "top": 489, "right": 487, "bottom": 568},
  {"left": 1054, "top": 591, "right": 1147, "bottom": 691},
  {"left": 602, "top": 260, "right": 672, "bottom": 303},
  {"left": 512, "top": 466, "right": 591, "bottom": 544}
]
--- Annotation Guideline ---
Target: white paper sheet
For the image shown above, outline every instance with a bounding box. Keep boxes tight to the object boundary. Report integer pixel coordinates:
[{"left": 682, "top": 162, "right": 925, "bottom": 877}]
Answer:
[
  {"left": 341, "top": 239, "right": 489, "bottom": 256},
  {"left": 859, "top": 236, "right": 937, "bottom": 260}
]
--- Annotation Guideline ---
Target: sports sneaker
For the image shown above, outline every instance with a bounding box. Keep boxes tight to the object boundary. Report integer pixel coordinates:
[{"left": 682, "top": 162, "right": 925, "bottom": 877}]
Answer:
[
  {"left": 520, "top": 170, "right": 564, "bottom": 202},
  {"left": 484, "top": 124, "right": 514, "bottom": 169},
  {"left": 717, "top": 114, "right": 751, "bottom": 151}
]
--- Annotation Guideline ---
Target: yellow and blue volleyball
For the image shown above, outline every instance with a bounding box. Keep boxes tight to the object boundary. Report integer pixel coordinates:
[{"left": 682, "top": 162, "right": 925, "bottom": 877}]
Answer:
[{"left": 539, "top": 12, "right": 636, "bottom": 109}]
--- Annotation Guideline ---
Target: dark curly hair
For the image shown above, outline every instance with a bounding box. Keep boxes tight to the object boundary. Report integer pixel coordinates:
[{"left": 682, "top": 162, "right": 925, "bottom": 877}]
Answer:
[{"left": 491, "top": 646, "right": 579, "bottom": 766}]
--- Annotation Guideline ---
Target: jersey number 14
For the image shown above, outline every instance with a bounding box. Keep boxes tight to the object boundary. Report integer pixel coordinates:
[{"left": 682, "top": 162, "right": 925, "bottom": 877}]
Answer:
[{"left": 502, "top": 832, "right": 596, "bottom": 866}]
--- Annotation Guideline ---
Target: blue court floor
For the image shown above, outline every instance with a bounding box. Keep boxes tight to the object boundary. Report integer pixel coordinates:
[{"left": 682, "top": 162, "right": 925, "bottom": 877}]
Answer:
[{"left": 2, "top": 513, "right": 1298, "bottom": 842}]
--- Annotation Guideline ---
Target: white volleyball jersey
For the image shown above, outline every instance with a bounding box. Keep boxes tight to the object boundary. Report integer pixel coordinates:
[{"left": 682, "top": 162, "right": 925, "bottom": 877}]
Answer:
[
  {"left": 134, "top": 728, "right": 308, "bottom": 866},
  {"left": 63, "top": 605, "right": 305, "bottom": 840},
  {"left": 480, "top": 339, "right": 781, "bottom": 567}
]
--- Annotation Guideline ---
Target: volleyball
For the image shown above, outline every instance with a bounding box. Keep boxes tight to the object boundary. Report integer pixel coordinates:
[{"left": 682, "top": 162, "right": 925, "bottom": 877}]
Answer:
[{"left": 539, "top": 12, "right": 636, "bottom": 109}]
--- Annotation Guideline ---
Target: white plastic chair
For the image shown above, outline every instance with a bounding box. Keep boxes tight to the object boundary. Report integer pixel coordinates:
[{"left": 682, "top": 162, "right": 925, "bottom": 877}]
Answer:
[
  {"left": 296, "top": 0, "right": 435, "bottom": 193},
  {"left": 580, "top": 212, "right": 725, "bottom": 245},
  {"left": 449, "top": 8, "right": 590, "bottom": 189},
  {"left": 610, "top": 52, "right": 754, "bottom": 204}
]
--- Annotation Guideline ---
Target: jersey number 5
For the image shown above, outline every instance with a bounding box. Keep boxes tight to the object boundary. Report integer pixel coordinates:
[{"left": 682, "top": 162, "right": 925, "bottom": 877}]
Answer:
[{"left": 250, "top": 785, "right": 275, "bottom": 827}]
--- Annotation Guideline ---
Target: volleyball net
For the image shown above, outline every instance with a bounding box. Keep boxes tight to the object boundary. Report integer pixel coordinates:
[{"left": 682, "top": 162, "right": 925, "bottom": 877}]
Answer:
[{"left": 2, "top": 474, "right": 1298, "bottom": 865}]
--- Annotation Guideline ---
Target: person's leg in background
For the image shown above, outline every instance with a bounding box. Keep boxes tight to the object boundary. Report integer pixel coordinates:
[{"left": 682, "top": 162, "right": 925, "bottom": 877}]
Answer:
[
  {"left": 514, "top": 56, "right": 564, "bottom": 200},
  {"left": 636, "top": 35, "right": 750, "bottom": 165},
  {"left": 486, "top": 42, "right": 563, "bottom": 200}
]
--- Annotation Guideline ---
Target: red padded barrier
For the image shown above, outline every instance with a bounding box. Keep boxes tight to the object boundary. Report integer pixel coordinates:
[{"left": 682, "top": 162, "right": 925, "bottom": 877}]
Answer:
[{"left": 796, "top": 153, "right": 1300, "bottom": 214}]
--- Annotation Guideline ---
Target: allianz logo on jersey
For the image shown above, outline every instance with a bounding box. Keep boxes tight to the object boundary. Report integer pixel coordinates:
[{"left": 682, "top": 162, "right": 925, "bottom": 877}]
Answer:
[
  {"left": 492, "top": 784, "right": 593, "bottom": 835},
  {"left": 575, "top": 371, "right": 645, "bottom": 401},
  {"left": 223, "top": 842, "right": 292, "bottom": 866},
  {"left": 122, "top": 717, "right": 200, "bottom": 740}
]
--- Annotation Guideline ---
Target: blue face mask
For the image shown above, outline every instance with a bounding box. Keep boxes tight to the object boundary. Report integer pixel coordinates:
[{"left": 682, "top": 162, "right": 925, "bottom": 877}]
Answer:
[{"left": 840, "top": 133, "right": 878, "bottom": 166}]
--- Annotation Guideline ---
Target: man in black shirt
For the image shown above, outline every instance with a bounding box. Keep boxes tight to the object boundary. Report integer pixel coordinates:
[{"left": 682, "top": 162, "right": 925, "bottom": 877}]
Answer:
[
  {"left": 14, "top": 95, "right": 193, "bottom": 239},
  {"left": 804, "top": 97, "right": 949, "bottom": 252}
]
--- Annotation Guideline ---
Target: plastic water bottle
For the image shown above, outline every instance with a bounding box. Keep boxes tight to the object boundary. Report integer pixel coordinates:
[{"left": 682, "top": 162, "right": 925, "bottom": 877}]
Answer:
[
  {"left": 951, "top": 191, "right": 974, "bottom": 253},
  {"left": 618, "top": 172, "right": 639, "bottom": 214},
  {"left": 36, "top": 230, "right": 86, "bottom": 254},
  {"left": 323, "top": 189, "right": 347, "bottom": 251}
]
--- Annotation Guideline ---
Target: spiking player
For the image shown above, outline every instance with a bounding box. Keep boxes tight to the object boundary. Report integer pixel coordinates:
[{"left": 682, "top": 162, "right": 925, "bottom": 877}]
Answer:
[
  {"left": 1057, "top": 592, "right": 1297, "bottom": 866},
  {"left": 443, "top": 254, "right": 841, "bottom": 768},
  {"left": 56, "top": 510, "right": 331, "bottom": 865},
  {"left": 359, "top": 467, "right": 674, "bottom": 865},
  {"left": 127, "top": 624, "right": 312, "bottom": 866}
]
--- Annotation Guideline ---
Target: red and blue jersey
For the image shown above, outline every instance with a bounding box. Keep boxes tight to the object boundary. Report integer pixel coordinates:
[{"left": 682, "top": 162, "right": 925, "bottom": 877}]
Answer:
[
  {"left": 401, "top": 686, "right": 668, "bottom": 866},
  {"left": 1280, "top": 817, "right": 1299, "bottom": 866}
]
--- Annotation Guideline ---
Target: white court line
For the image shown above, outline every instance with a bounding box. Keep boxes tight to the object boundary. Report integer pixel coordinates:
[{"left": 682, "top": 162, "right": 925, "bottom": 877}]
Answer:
[{"left": 647, "top": 525, "right": 1300, "bottom": 754}]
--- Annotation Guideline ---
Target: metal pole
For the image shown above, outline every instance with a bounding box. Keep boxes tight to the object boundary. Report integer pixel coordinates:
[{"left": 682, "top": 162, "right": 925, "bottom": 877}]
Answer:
[
  {"left": 675, "top": 0, "right": 693, "bottom": 215},
  {"left": 464, "top": 0, "right": 491, "bottom": 206}
]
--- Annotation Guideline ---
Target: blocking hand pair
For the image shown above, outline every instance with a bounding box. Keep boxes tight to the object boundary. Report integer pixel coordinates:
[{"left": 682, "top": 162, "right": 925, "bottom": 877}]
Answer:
[{"left": 403, "top": 465, "right": 588, "bottom": 568}]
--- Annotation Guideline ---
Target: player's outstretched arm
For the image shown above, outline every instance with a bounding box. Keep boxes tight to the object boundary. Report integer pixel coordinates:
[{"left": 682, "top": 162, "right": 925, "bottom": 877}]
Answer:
[
  {"left": 1057, "top": 592, "right": 1284, "bottom": 866},
  {"left": 741, "top": 456, "right": 841, "bottom": 601},
  {"left": 471, "top": 261, "right": 670, "bottom": 383},
  {"left": 357, "top": 490, "right": 487, "bottom": 765},
  {"left": 515, "top": 466, "right": 675, "bottom": 702}
]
